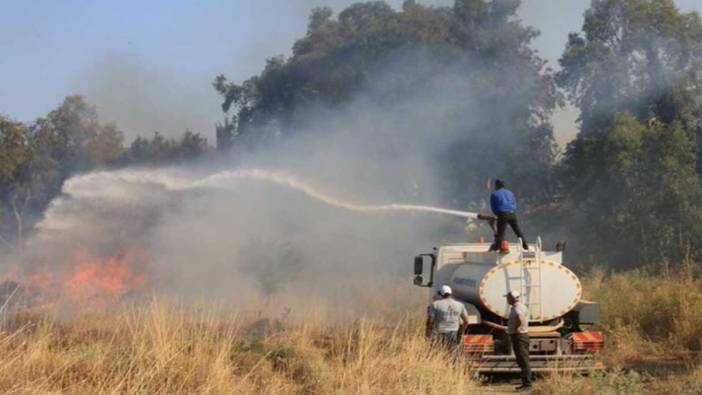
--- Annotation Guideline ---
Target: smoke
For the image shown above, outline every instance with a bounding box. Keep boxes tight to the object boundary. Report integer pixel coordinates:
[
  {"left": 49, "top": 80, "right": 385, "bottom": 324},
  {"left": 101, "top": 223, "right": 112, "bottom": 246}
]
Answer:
[
  {"left": 28, "top": 165, "right": 476, "bottom": 301},
  {"left": 5, "top": 0, "right": 701, "bottom": 310},
  {"left": 69, "top": 1, "right": 461, "bottom": 145},
  {"left": 11, "top": 5, "right": 561, "bottom": 313},
  {"left": 18, "top": 47, "right": 522, "bottom": 308},
  {"left": 67, "top": 0, "right": 556, "bottom": 144},
  {"left": 75, "top": 52, "right": 221, "bottom": 142}
]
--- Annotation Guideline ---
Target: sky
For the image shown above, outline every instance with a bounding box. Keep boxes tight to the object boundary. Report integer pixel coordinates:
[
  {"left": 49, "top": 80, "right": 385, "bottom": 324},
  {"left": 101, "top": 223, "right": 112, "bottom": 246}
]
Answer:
[{"left": 1, "top": 0, "right": 701, "bottom": 144}]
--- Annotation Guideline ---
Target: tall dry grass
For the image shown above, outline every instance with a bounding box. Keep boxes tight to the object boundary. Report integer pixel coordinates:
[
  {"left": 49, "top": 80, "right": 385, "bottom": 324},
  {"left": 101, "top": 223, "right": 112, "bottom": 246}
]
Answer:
[
  {"left": 2, "top": 268, "right": 702, "bottom": 394},
  {"left": 533, "top": 266, "right": 702, "bottom": 394},
  {"left": 582, "top": 266, "right": 702, "bottom": 365},
  {"left": 0, "top": 296, "right": 479, "bottom": 394}
]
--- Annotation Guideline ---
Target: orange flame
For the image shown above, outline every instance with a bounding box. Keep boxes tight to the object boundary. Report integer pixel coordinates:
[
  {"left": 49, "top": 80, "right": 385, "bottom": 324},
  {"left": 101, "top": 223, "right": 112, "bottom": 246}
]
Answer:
[
  {"left": 64, "top": 250, "right": 147, "bottom": 302},
  {"left": 1, "top": 249, "right": 149, "bottom": 309}
]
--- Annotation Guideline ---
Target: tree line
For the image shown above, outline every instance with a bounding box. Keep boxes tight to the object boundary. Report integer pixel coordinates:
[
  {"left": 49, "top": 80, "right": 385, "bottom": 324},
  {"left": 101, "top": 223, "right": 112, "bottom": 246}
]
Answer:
[
  {"left": 2, "top": 0, "right": 701, "bottom": 269},
  {"left": 0, "top": 95, "right": 210, "bottom": 252},
  {"left": 213, "top": 0, "right": 702, "bottom": 269}
]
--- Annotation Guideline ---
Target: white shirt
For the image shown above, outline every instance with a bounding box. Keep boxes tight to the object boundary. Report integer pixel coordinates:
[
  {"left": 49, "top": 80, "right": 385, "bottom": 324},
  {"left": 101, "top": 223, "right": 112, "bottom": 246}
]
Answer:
[
  {"left": 507, "top": 302, "right": 529, "bottom": 334},
  {"left": 428, "top": 298, "right": 468, "bottom": 333}
]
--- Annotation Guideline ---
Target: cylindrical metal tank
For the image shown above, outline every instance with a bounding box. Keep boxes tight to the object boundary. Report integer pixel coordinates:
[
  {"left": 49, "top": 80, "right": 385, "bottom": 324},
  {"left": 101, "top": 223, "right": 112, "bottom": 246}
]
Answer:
[{"left": 450, "top": 258, "right": 581, "bottom": 322}]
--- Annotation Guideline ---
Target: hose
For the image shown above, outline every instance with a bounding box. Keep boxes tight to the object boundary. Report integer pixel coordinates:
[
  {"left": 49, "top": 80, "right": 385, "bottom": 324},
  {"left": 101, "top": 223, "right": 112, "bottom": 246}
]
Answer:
[{"left": 482, "top": 318, "right": 564, "bottom": 333}]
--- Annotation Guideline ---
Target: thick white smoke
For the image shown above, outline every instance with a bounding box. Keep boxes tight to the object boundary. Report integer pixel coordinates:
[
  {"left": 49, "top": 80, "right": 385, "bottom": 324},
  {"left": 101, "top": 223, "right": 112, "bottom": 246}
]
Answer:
[
  {"left": 18, "top": 49, "right": 514, "bottom": 308},
  {"left": 27, "top": 166, "right": 478, "bottom": 301}
]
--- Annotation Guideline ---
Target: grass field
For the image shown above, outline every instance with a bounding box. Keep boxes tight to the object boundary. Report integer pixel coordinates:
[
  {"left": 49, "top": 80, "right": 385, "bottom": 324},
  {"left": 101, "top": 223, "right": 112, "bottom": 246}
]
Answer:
[
  {"left": 0, "top": 268, "right": 701, "bottom": 394},
  {"left": 533, "top": 266, "right": 702, "bottom": 394}
]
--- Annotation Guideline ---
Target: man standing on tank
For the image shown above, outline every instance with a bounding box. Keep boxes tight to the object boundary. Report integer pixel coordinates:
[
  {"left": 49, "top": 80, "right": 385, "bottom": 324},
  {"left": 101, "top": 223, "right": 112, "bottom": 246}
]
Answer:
[
  {"left": 507, "top": 290, "right": 532, "bottom": 390},
  {"left": 426, "top": 285, "right": 470, "bottom": 348},
  {"left": 490, "top": 179, "right": 529, "bottom": 252}
]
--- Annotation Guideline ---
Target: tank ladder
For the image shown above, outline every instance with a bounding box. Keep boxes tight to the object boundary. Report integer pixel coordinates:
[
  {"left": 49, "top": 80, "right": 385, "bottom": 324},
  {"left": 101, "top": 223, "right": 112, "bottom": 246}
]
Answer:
[{"left": 518, "top": 237, "right": 544, "bottom": 322}]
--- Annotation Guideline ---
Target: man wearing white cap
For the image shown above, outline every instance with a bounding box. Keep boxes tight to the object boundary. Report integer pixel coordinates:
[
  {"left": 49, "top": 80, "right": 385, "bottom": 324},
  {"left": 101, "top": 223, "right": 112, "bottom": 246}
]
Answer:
[
  {"left": 506, "top": 290, "right": 531, "bottom": 390},
  {"left": 426, "top": 285, "right": 470, "bottom": 347}
]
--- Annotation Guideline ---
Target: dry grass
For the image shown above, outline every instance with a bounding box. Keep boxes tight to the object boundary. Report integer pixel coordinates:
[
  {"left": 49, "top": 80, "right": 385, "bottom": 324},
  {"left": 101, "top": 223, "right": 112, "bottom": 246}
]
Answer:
[
  {"left": 1, "top": 268, "right": 702, "bottom": 394},
  {"left": 582, "top": 266, "right": 702, "bottom": 366},
  {"left": 532, "top": 361, "right": 702, "bottom": 395},
  {"left": 0, "top": 296, "right": 479, "bottom": 394},
  {"left": 533, "top": 267, "right": 702, "bottom": 394}
]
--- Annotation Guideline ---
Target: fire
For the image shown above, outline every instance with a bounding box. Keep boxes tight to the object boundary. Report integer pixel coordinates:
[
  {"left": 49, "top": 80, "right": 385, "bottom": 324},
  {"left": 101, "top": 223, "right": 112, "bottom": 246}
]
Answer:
[
  {"left": 1, "top": 249, "right": 149, "bottom": 309},
  {"left": 64, "top": 251, "right": 147, "bottom": 301}
]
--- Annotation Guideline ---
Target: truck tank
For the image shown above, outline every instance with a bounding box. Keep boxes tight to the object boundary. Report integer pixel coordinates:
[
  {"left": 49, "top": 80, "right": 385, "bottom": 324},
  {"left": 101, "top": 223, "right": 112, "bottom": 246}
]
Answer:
[
  {"left": 427, "top": 241, "right": 581, "bottom": 322},
  {"left": 449, "top": 251, "right": 581, "bottom": 322}
]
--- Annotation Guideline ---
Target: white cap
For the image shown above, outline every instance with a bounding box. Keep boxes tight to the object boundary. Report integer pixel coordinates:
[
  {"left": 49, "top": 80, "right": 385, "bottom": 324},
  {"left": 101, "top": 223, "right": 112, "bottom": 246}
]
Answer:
[
  {"left": 439, "top": 285, "right": 452, "bottom": 296},
  {"left": 505, "top": 290, "right": 521, "bottom": 299}
]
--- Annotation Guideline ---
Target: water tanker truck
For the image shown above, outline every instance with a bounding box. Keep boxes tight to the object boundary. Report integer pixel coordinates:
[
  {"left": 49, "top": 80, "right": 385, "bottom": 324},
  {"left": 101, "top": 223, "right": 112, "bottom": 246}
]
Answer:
[{"left": 413, "top": 238, "right": 603, "bottom": 372}]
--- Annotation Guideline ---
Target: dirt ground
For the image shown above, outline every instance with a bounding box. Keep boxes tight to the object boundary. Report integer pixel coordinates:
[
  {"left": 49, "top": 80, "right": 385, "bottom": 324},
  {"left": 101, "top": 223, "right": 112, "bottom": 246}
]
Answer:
[{"left": 477, "top": 357, "right": 700, "bottom": 394}]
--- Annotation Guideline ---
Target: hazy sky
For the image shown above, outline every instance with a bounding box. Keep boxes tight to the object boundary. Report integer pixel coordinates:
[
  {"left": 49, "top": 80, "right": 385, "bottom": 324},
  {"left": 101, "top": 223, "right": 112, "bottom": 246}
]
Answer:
[{"left": 1, "top": 0, "right": 701, "bottom": 143}]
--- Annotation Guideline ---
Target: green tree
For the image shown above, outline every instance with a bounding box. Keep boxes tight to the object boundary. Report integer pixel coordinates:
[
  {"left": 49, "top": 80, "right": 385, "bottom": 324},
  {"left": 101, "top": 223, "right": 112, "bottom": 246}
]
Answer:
[
  {"left": 128, "top": 132, "right": 175, "bottom": 164},
  {"left": 177, "top": 130, "right": 209, "bottom": 161},
  {"left": 0, "top": 117, "right": 29, "bottom": 187},
  {"left": 214, "top": 0, "right": 560, "bottom": 205},
  {"left": 557, "top": 0, "right": 702, "bottom": 137},
  {"left": 0, "top": 96, "right": 208, "bottom": 254},
  {"left": 0, "top": 116, "right": 31, "bottom": 250},
  {"left": 86, "top": 123, "right": 125, "bottom": 168},
  {"left": 29, "top": 95, "right": 125, "bottom": 206},
  {"left": 32, "top": 95, "right": 100, "bottom": 174},
  {"left": 557, "top": 115, "right": 702, "bottom": 266},
  {"left": 555, "top": 0, "right": 702, "bottom": 266},
  {"left": 127, "top": 131, "right": 209, "bottom": 165},
  {"left": 0, "top": 97, "right": 127, "bottom": 253}
]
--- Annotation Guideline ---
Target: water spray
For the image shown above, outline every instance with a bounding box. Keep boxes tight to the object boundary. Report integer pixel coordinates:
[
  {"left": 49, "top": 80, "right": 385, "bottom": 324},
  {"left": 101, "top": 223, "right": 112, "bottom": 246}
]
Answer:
[
  {"left": 48, "top": 169, "right": 479, "bottom": 228},
  {"left": 191, "top": 170, "right": 479, "bottom": 219}
]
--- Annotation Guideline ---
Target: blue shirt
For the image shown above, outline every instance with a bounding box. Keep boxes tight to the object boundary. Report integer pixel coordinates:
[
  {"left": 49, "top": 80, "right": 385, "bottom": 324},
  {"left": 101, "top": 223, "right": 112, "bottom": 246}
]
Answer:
[{"left": 490, "top": 188, "right": 517, "bottom": 215}]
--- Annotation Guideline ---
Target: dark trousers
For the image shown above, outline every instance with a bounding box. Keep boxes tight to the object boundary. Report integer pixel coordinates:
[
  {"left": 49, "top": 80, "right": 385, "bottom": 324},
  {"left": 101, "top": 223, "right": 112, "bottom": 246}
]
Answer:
[
  {"left": 510, "top": 334, "right": 532, "bottom": 386},
  {"left": 495, "top": 213, "right": 527, "bottom": 249}
]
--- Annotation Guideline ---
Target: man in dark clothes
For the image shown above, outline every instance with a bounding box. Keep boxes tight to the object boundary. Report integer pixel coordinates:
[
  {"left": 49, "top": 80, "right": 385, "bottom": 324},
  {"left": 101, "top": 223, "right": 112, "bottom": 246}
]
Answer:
[
  {"left": 507, "top": 290, "right": 532, "bottom": 390},
  {"left": 490, "top": 179, "right": 528, "bottom": 252}
]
